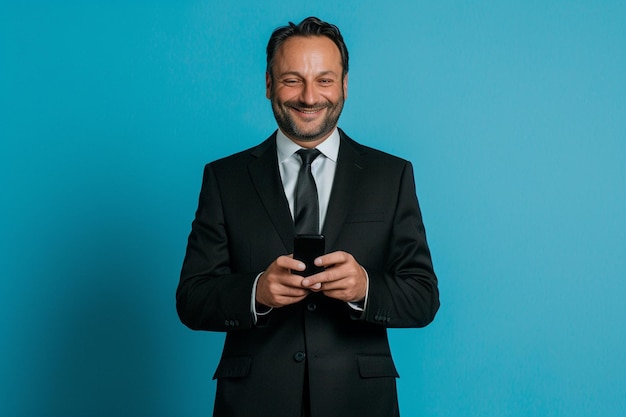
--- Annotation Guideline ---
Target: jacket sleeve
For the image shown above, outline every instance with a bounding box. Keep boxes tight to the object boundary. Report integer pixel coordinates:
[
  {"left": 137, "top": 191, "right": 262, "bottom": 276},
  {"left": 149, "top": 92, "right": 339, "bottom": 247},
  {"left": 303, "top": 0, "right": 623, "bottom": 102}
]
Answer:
[
  {"left": 176, "top": 163, "right": 257, "bottom": 331},
  {"left": 360, "top": 161, "right": 440, "bottom": 328}
]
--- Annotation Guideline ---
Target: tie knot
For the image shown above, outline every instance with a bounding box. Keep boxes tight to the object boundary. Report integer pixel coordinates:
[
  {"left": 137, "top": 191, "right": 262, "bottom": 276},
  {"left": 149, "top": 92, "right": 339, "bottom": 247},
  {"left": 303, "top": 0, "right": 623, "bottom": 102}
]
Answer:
[{"left": 297, "top": 148, "right": 321, "bottom": 165}]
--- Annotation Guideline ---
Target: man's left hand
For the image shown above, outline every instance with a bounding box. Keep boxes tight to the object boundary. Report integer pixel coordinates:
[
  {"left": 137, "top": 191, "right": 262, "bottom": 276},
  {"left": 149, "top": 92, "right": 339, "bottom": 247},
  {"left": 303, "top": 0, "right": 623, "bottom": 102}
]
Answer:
[{"left": 301, "top": 251, "right": 367, "bottom": 303}]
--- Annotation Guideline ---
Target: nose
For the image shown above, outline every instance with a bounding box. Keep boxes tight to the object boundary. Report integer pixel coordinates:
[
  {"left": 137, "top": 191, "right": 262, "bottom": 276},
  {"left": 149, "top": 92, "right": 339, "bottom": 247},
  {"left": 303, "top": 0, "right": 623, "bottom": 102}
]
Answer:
[{"left": 300, "top": 81, "right": 318, "bottom": 105}]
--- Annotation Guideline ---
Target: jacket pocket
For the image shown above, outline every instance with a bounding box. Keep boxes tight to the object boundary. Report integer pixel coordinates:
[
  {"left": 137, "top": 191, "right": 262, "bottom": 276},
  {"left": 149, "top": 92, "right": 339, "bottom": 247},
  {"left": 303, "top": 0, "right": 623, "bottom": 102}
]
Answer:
[
  {"left": 212, "top": 356, "right": 252, "bottom": 380},
  {"left": 357, "top": 355, "right": 400, "bottom": 378}
]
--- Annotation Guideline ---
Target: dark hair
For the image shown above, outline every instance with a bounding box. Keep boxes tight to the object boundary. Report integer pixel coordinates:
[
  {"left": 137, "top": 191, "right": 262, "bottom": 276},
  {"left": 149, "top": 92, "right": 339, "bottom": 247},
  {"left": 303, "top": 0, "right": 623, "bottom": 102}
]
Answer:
[{"left": 266, "top": 16, "right": 349, "bottom": 78}]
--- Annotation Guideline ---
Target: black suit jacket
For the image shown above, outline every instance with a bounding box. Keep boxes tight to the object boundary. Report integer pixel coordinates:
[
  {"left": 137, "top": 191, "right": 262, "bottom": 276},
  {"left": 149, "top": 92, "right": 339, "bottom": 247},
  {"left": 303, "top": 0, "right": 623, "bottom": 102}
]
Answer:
[{"left": 177, "top": 130, "right": 439, "bottom": 417}]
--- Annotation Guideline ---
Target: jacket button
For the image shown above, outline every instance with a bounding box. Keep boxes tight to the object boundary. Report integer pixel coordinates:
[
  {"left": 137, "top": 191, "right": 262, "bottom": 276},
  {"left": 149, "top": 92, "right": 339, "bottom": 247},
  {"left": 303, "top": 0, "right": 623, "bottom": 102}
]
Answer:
[
  {"left": 293, "top": 351, "right": 306, "bottom": 362},
  {"left": 307, "top": 303, "right": 317, "bottom": 312}
]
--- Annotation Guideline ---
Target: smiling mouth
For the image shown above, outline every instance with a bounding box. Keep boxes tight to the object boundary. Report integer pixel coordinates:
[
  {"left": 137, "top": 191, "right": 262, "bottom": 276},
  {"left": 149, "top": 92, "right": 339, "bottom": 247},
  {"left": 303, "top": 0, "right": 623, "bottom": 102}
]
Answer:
[{"left": 291, "top": 106, "right": 325, "bottom": 116}]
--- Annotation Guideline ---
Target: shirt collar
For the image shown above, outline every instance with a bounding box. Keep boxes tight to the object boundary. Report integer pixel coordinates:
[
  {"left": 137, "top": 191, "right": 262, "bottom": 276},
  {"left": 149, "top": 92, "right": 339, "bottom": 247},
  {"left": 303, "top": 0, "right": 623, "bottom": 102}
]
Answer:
[{"left": 276, "top": 128, "right": 340, "bottom": 164}]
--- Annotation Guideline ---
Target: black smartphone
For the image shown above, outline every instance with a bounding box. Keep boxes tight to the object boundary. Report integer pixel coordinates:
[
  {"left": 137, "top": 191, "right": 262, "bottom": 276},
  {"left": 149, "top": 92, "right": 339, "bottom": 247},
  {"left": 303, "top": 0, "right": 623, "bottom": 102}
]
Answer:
[{"left": 293, "top": 234, "right": 325, "bottom": 277}]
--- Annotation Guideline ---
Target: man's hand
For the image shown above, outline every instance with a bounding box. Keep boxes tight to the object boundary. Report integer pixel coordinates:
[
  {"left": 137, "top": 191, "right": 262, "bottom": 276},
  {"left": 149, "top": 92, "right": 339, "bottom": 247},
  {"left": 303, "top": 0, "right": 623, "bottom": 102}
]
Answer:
[
  {"left": 255, "top": 255, "right": 309, "bottom": 308},
  {"left": 301, "top": 251, "right": 367, "bottom": 303}
]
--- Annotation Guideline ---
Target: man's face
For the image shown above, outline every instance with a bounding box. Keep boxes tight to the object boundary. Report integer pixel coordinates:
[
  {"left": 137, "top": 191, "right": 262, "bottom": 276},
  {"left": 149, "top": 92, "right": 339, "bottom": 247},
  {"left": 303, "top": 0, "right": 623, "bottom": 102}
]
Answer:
[{"left": 266, "top": 35, "right": 348, "bottom": 147}]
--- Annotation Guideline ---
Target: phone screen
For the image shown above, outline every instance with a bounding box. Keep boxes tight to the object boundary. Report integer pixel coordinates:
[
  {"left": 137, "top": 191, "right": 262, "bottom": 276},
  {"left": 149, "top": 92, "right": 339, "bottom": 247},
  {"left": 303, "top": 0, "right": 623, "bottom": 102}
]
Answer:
[{"left": 293, "top": 234, "right": 325, "bottom": 277}]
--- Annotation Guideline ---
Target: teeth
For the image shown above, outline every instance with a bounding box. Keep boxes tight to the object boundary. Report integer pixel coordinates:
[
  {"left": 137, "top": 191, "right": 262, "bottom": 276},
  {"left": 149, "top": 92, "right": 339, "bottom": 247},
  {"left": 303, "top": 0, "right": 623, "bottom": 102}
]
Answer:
[{"left": 288, "top": 106, "right": 324, "bottom": 114}]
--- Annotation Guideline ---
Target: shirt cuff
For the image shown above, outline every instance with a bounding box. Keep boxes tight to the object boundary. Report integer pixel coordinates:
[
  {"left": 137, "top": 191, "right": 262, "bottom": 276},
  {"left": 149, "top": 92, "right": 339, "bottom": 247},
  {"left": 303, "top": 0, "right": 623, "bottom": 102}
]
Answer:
[{"left": 251, "top": 272, "right": 273, "bottom": 324}]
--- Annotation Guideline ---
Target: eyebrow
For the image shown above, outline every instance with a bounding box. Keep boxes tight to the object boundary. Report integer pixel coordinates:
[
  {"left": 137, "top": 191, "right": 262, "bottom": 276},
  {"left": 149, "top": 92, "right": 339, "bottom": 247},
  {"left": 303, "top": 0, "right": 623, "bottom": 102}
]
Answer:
[{"left": 278, "top": 70, "right": 339, "bottom": 78}]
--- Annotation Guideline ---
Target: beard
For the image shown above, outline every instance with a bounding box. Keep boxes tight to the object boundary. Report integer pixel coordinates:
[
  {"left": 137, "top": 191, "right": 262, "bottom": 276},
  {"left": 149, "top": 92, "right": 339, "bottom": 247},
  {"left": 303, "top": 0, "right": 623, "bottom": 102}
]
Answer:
[{"left": 270, "top": 92, "right": 345, "bottom": 143}]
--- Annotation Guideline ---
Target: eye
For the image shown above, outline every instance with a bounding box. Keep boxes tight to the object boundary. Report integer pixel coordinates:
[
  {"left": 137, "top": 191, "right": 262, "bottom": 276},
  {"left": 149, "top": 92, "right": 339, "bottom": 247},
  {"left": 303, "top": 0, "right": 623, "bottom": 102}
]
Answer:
[
  {"left": 283, "top": 79, "right": 301, "bottom": 85},
  {"left": 318, "top": 79, "right": 334, "bottom": 85}
]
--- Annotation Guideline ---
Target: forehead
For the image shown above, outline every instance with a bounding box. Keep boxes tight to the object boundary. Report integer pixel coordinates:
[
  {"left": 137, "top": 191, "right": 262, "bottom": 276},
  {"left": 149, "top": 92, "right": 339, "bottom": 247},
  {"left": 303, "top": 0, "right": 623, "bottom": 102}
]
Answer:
[{"left": 273, "top": 35, "right": 343, "bottom": 74}]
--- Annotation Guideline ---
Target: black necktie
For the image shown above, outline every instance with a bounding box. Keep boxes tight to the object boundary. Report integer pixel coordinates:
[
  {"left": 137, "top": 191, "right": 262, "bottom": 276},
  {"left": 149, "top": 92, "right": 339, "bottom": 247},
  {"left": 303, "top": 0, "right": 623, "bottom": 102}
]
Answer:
[{"left": 294, "top": 148, "right": 321, "bottom": 235}]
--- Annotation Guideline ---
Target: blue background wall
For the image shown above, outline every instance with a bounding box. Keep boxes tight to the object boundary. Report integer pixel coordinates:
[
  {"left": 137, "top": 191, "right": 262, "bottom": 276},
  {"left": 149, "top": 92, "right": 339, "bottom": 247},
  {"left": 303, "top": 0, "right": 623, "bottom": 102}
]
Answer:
[{"left": 2, "top": 1, "right": 625, "bottom": 416}]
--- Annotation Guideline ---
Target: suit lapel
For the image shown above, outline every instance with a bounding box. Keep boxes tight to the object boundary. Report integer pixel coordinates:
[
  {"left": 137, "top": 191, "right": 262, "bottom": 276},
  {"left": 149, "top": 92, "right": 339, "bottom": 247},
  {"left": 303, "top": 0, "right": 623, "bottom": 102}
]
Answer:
[
  {"left": 322, "top": 131, "right": 366, "bottom": 250},
  {"left": 248, "top": 134, "right": 295, "bottom": 252}
]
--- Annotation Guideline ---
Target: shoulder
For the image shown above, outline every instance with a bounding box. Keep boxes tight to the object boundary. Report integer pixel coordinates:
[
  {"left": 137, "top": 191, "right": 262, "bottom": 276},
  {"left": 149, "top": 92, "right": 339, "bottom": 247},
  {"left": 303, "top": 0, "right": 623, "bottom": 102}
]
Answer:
[
  {"left": 338, "top": 128, "right": 411, "bottom": 168},
  {"left": 205, "top": 133, "right": 276, "bottom": 173}
]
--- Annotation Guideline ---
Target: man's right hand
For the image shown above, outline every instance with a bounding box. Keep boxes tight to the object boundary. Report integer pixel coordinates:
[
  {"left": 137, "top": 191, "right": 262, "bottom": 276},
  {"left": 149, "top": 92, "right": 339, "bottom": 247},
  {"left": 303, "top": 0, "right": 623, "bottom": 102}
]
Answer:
[{"left": 255, "top": 255, "right": 309, "bottom": 308}]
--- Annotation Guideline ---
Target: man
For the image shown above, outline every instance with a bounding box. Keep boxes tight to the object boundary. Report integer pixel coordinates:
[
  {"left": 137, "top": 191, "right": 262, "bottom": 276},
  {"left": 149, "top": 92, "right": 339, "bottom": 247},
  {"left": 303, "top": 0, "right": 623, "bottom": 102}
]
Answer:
[{"left": 177, "top": 16, "right": 439, "bottom": 417}]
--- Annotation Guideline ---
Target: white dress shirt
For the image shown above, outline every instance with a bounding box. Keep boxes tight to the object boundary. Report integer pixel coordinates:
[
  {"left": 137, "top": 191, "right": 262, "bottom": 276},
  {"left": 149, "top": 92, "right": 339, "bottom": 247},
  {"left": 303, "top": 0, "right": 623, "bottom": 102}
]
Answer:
[{"left": 275, "top": 128, "right": 339, "bottom": 233}]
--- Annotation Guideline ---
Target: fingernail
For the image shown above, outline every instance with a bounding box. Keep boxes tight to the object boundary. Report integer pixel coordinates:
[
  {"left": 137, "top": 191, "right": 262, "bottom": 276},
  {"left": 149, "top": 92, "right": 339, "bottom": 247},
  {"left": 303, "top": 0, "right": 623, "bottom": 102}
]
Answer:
[{"left": 302, "top": 279, "right": 310, "bottom": 287}]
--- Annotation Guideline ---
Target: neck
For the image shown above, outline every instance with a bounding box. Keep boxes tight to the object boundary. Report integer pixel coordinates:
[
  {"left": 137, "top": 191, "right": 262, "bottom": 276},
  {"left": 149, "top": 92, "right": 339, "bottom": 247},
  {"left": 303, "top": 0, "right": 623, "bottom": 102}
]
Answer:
[{"left": 282, "top": 127, "right": 337, "bottom": 149}]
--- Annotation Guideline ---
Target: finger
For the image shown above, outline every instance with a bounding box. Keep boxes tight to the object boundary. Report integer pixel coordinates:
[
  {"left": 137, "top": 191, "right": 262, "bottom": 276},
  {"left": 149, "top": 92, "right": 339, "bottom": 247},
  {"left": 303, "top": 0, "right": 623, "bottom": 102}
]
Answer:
[
  {"left": 301, "top": 269, "right": 338, "bottom": 288},
  {"left": 277, "top": 255, "right": 306, "bottom": 272},
  {"left": 269, "top": 292, "right": 309, "bottom": 308},
  {"left": 270, "top": 272, "right": 308, "bottom": 290},
  {"left": 312, "top": 279, "right": 343, "bottom": 292},
  {"left": 314, "top": 251, "right": 349, "bottom": 268},
  {"left": 280, "top": 286, "right": 309, "bottom": 298},
  {"left": 272, "top": 285, "right": 309, "bottom": 300}
]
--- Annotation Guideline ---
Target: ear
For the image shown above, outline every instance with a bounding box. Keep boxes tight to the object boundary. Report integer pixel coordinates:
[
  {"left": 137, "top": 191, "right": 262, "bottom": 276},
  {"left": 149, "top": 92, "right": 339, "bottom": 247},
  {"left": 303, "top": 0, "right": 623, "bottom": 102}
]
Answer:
[
  {"left": 265, "top": 72, "right": 272, "bottom": 99},
  {"left": 342, "top": 73, "right": 349, "bottom": 100}
]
